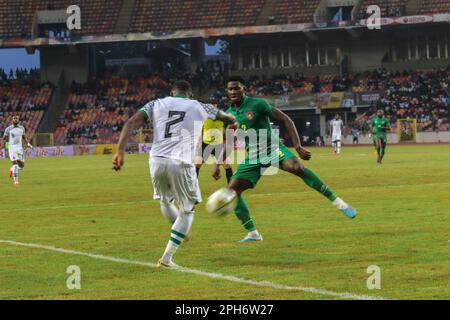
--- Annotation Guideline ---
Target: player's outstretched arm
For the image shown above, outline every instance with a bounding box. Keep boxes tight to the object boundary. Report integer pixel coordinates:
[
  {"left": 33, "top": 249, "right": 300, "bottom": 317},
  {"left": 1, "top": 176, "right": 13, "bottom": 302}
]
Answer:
[
  {"left": 217, "top": 111, "right": 238, "bottom": 129},
  {"left": 113, "top": 111, "right": 146, "bottom": 171},
  {"left": 270, "top": 108, "right": 311, "bottom": 161}
]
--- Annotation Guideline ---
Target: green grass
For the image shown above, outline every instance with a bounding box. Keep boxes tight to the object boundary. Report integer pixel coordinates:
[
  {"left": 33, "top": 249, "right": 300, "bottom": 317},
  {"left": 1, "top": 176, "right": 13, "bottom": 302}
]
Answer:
[{"left": 1, "top": 145, "right": 450, "bottom": 300}]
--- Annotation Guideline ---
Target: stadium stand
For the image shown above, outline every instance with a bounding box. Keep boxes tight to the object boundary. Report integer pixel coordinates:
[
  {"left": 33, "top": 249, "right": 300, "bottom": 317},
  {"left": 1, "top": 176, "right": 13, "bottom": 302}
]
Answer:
[
  {"left": 272, "top": 0, "right": 321, "bottom": 24},
  {"left": 0, "top": 70, "right": 53, "bottom": 139},
  {"left": 417, "top": 0, "right": 450, "bottom": 14},
  {"left": 54, "top": 75, "right": 167, "bottom": 145},
  {"left": 354, "top": 67, "right": 450, "bottom": 132},
  {"left": 0, "top": 0, "right": 122, "bottom": 38},
  {"left": 245, "top": 73, "right": 356, "bottom": 96},
  {"left": 130, "top": 0, "right": 266, "bottom": 32}
]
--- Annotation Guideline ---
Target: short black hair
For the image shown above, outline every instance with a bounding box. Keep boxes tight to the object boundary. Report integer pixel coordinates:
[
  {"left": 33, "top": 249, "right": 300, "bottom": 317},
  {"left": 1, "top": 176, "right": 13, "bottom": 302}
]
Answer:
[
  {"left": 227, "top": 76, "right": 246, "bottom": 87},
  {"left": 172, "top": 80, "right": 192, "bottom": 95}
]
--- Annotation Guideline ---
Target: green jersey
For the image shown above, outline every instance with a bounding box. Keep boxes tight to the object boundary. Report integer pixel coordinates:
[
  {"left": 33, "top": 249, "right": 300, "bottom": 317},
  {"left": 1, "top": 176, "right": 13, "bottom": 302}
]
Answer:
[
  {"left": 372, "top": 116, "right": 390, "bottom": 138},
  {"left": 226, "top": 96, "right": 279, "bottom": 163}
]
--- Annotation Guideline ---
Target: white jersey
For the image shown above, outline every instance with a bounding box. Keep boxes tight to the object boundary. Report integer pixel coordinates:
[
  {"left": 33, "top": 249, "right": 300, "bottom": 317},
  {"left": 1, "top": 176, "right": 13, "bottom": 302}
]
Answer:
[
  {"left": 330, "top": 119, "right": 343, "bottom": 140},
  {"left": 4, "top": 125, "right": 26, "bottom": 147},
  {"left": 140, "top": 96, "right": 218, "bottom": 165}
]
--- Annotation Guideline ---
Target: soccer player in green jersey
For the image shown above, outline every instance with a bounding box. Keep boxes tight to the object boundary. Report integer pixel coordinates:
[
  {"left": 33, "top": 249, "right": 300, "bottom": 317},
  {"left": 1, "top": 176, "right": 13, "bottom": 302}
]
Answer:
[
  {"left": 213, "top": 76, "right": 357, "bottom": 243},
  {"left": 371, "top": 109, "right": 391, "bottom": 164}
]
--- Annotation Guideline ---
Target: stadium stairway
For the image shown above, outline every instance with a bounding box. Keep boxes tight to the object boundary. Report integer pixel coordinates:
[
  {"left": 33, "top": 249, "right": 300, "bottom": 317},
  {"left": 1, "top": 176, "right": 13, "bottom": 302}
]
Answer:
[
  {"left": 256, "top": 0, "right": 276, "bottom": 25},
  {"left": 38, "top": 71, "right": 70, "bottom": 134},
  {"left": 115, "top": 0, "right": 136, "bottom": 34}
]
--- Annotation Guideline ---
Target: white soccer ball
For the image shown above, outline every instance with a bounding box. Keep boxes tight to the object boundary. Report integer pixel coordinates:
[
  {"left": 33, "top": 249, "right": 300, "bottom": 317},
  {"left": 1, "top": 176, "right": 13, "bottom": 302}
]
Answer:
[{"left": 206, "top": 188, "right": 238, "bottom": 217}]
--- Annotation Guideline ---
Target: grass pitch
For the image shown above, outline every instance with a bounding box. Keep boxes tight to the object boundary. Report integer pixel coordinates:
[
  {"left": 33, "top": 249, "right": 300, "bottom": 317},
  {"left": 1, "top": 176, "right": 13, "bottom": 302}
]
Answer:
[{"left": 0, "top": 145, "right": 449, "bottom": 300}]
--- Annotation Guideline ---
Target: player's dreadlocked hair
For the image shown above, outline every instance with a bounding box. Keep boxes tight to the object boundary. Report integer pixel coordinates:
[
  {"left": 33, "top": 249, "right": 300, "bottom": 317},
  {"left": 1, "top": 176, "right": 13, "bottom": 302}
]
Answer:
[{"left": 227, "top": 76, "right": 246, "bottom": 87}]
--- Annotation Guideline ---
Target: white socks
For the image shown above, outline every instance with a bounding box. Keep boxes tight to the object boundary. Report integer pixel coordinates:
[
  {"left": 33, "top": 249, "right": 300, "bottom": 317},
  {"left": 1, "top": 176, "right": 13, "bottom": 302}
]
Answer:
[
  {"left": 12, "top": 165, "right": 19, "bottom": 183},
  {"left": 160, "top": 201, "right": 179, "bottom": 223},
  {"left": 337, "top": 142, "right": 341, "bottom": 154},
  {"left": 161, "top": 210, "right": 194, "bottom": 264},
  {"left": 332, "top": 197, "right": 348, "bottom": 210}
]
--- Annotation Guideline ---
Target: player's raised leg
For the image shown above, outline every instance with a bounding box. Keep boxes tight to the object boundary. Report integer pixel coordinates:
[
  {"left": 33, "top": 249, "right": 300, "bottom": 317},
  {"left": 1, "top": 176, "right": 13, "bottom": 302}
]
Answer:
[{"left": 280, "top": 155, "right": 357, "bottom": 219}]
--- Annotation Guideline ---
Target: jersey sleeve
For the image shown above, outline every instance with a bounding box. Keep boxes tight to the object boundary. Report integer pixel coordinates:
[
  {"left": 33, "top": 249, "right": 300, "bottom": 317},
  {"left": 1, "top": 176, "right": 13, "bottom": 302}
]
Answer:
[
  {"left": 199, "top": 103, "right": 219, "bottom": 120},
  {"left": 138, "top": 100, "right": 156, "bottom": 121},
  {"left": 258, "top": 99, "right": 275, "bottom": 116},
  {"left": 3, "top": 127, "right": 9, "bottom": 138}
]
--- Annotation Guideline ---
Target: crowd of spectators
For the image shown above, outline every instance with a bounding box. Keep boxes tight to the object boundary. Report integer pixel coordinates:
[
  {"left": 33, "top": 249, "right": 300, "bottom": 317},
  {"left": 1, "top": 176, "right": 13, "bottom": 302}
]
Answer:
[
  {"left": 54, "top": 74, "right": 169, "bottom": 145},
  {"left": 353, "top": 67, "right": 450, "bottom": 132},
  {"left": 0, "top": 68, "right": 54, "bottom": 138}
]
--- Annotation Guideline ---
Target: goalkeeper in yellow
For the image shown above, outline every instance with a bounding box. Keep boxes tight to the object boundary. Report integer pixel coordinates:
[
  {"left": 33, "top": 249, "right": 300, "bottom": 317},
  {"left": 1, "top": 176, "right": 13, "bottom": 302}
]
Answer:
[{"left": 196, "top": 116, "right": 234, "bottom": 183}]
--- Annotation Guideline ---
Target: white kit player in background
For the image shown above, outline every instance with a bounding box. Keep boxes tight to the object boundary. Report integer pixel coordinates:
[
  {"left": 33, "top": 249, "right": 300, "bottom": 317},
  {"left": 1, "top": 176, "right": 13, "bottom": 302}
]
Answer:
[
  {"left": 113, "top": 81, "right": 237, "bottom": 268},
  {"left": 1, "top": 115, "right": 33, "bottom": 186},
  {"left": 330, "top": 114, "right": 344, "bottom": 155}
]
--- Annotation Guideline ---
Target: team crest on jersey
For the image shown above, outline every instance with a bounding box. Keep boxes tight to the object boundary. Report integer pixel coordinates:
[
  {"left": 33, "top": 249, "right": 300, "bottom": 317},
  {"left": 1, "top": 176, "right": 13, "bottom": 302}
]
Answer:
[{"left": 246, "top": 112, "right": 254, "bottom": 120}]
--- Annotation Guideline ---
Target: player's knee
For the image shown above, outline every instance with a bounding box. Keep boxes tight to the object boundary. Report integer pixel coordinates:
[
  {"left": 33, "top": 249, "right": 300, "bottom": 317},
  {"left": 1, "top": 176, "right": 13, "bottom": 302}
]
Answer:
[{"left": 293, "top": 162, "right": 304, "bottom": 176}]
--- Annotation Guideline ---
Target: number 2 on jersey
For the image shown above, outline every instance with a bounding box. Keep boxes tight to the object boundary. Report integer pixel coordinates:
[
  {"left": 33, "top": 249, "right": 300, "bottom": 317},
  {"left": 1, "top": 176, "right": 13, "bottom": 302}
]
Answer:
[{"left": 164, "top": 111, "right": 186, "bottom": 138}]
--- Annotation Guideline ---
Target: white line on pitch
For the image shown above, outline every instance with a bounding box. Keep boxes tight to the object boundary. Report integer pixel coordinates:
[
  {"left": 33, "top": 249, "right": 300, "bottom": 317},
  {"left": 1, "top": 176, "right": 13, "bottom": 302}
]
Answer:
[{"left": 0, "top": 239, "right": 386, "bottom": 300}]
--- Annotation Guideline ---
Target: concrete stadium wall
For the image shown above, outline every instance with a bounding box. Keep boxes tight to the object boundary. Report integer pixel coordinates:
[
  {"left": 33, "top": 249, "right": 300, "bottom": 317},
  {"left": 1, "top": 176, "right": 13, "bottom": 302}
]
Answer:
[{"left": 40, "top": 45, "right": 89, "bottom": 87}]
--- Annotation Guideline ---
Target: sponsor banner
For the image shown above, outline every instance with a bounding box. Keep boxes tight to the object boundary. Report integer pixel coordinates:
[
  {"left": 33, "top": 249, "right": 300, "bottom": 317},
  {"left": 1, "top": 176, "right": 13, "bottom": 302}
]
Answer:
[
  {"left": 359, "top": 13, "right": 450, "bottom": 27},
  {"left": 264, "top": 93, "right": 316, "bottom": 110},
  {"left": 138, "top": 143, "right": 152, "bottom": 154},
  {"left": 16, "top": 146, "right": 74, "bottom": 158},
  {"left": 73, "top": 145, "right": 97, "bottom": 156},
  {"left": 94, "top": 144, "right": 117, "bottom": 155},
  {"left": 358, "top": 91, "right": 385, "bottom": 105},
  {"left": 105, "top": 58, "right": 150, "bottom": 66},
  {"left": 317, "top": 92, "right": 345, "bottom": 109},
  {"left": 342, "top": 92, "right": 356, "bottom": 108}
]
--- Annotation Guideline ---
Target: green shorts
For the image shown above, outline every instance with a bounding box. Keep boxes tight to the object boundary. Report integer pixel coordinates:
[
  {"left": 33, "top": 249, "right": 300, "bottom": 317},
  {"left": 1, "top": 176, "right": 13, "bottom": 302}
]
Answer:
[
  {"left": 231, "top": 144, "right": 295, "bottom": 187},
  {"left": 375, "top": 135, "right": 387, "bottom": 144}
]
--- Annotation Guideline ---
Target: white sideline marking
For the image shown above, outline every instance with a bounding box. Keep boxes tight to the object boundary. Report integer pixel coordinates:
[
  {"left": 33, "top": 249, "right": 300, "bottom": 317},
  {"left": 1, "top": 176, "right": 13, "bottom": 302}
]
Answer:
[{"left": 0, "top": 239, "right": 386, "bottom": 300}]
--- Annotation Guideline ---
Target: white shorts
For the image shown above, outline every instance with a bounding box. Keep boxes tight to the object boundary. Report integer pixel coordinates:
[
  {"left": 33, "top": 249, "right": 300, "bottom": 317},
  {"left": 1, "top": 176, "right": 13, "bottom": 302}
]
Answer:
[
  {"left": 332, "top": 135, "right": 342, "bottom": 143},
  {"left": 8, "top": 146, "right": 24, "bottom": 162},
  {"left": 150, "top": 157, "right": 202, "bottom": 212}
]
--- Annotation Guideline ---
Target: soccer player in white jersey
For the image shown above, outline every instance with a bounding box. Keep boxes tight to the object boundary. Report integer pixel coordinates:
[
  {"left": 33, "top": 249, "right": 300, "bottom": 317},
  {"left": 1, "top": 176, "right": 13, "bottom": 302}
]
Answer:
[
  {"left": 1, "top": 115, "right": 33, "bottom": 186},
  {"left": 330, "top": 114, "right": 344, "bottom": 155},
  {"left": 113, "top": 81, "right": 237, "bottom": 268}
]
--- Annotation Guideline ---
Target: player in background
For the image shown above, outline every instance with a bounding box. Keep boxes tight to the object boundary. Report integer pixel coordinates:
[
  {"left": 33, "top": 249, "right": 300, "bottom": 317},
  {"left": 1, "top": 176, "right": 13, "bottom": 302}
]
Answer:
[
  {"left": 351, "top": 126, "right": 359, "bottom": 145},
  {"left": 213, "top": 77, "right": 357, "bottom": 243},
  {"left": 1, "top": 115, "right": 33, "bottom": 186},
  {"left": 371, "top": 109, "right": 391, "bottom": 164},
  {"left": 330, "top": 114, "right": 343, "bottom": 155},
  {"left": 113, "top": 81, "right": 237, "bottom": 268}
]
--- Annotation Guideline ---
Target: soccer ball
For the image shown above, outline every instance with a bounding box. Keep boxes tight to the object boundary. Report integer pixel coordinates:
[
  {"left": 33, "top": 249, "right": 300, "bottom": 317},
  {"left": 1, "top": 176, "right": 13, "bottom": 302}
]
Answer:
[{"left": 206, "top": 188, "right": 238, "bottom": 217}]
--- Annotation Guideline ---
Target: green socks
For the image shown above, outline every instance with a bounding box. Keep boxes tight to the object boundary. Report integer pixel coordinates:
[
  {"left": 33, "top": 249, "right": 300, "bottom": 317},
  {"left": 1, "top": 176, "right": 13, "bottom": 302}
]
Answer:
[
  {"left": 234, "top": 196, "right": 256, "bottom": 232},
  {"left": 301, "top": 167, "right": 337, "bottom": 201}
]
